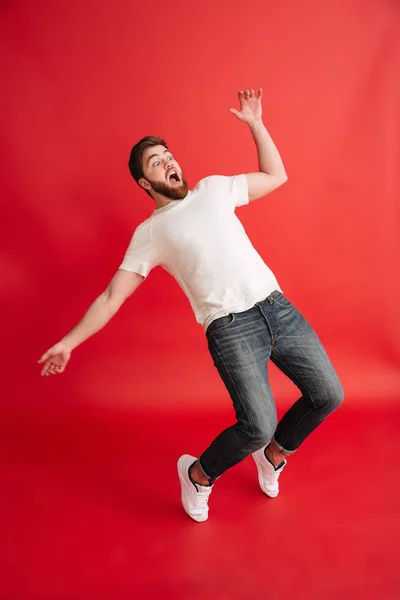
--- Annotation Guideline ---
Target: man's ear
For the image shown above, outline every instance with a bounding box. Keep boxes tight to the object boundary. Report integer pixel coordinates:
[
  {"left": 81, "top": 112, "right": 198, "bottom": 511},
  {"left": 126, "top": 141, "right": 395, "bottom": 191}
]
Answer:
[{"left": 139, "top": 177, "right": 151, "bottom": 191}]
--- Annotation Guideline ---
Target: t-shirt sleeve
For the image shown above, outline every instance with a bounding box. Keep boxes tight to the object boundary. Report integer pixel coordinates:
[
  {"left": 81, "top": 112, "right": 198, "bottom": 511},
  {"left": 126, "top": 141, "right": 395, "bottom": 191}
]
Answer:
[
  {"left": 202, "top": 174, "right": 249, "bottom": 208},
  {"left": 228, "top": 174, "right": 249, "bottom": 207},
  {"left": 118, "top": 221, "right": 159, "bottom": 279}
]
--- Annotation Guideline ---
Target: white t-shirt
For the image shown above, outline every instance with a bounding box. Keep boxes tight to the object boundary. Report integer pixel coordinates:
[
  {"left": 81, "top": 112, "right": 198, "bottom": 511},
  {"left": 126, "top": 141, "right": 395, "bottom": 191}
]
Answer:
[{"left": 119, "top": 175, "right": 282, "bottom": 332}]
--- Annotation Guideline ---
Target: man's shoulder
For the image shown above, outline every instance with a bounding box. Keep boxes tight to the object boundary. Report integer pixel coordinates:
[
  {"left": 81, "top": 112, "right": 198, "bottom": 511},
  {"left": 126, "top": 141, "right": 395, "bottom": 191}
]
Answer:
[
  {"left": 127, "top": 216, "right": 152, "bottom": 240},
  {"left": 198, "top": 174, "right": 227, "bottom": 184},
  {"left": 192, "top": 174, "right": 246, "bottom": 194},
  {"left": 192, "top": 174, "right": 230, "bottom": 190},
  {"left": 136, "top": 214, "right": 153, "bottom": 229}
]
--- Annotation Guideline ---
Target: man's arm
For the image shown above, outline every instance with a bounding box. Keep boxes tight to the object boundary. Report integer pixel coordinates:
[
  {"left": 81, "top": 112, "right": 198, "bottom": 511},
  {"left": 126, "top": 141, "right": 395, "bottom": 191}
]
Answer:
[
  {"left": 230, "top": 88, "right": 288, "bottom": 202},
  {"left": 37, "top": 269, "right": 144, "bottom": 376}
]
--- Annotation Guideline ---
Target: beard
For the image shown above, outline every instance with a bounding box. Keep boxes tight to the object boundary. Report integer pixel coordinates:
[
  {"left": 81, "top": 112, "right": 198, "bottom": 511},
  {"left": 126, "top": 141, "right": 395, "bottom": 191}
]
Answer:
[{"left": 147, "top": 172, "right": 189, "bottom": 200}]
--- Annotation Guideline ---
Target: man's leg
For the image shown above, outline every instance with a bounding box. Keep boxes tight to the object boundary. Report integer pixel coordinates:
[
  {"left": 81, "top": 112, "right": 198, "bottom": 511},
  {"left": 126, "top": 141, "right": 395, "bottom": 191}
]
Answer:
[
  {"left": 190, "top": 460, "right": 211, "bottom": 486},
  {"left": 267, "top": 293, "right": 344, "bottom": 455},
  {"left": 190, "top": 306, "right": 278, "bottom": 485},
  {"left": 198, "top": 309, "right": 278, "bottom": 483},
  {"left": 178, "top": 306, "right": 278, "bottom": 520}
]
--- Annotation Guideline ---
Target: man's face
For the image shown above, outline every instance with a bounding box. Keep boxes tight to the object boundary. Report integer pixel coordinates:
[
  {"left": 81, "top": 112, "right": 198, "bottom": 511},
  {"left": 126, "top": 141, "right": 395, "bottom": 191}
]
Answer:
[{"left": 140, "top": 145, "right": 188, "bottom": 200}]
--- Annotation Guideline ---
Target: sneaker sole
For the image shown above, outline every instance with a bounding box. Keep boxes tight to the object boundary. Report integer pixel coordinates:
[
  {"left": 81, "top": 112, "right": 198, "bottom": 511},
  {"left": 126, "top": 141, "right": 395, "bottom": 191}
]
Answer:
[
  {"left": 177, "top": 456, "right": 208, "bottom": 523},
  {"left": 253, "top": 452, "right": 279, "bottom": 498}
]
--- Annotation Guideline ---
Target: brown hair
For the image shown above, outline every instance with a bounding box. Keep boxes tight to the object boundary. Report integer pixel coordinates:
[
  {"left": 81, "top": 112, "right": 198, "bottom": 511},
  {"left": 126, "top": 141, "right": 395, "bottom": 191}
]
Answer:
[{"left": 128, "top": 135, "right": 169, "bottom": 197}]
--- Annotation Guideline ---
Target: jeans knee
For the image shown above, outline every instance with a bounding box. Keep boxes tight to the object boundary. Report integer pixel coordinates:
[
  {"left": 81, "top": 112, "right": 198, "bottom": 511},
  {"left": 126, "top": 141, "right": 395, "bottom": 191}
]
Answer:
[
  {"left": 322, "top": 379, "right": 344, "bottom": 412},
  {"left": 333, "top": 379, "right": 344, "bottom": 406},
  {"left": 249, "top": 415, "right": 277, "bottom": 448}
]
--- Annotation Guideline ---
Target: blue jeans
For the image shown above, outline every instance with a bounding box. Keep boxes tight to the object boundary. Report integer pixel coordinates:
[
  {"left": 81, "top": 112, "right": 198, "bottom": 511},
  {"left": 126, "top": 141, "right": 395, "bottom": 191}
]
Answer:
[{"left": 199, "top": 290, "right": 344, "bottom": 482}]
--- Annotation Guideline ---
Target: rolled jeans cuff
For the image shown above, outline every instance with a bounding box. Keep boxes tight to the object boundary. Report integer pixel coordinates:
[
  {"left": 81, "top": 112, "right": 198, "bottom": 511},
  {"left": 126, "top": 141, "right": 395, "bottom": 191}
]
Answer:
[
  {"left": 272, "top": 436, "right": 297, "bottom": 457},
  {"left": 198, "top": 457, "right": 218, "bottom": 484}
]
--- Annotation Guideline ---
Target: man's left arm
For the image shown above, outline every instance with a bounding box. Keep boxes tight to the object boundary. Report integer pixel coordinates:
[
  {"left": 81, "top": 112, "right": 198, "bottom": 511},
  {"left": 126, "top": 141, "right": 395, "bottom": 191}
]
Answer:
[{"left": 230, "top": 88, "right": 288, "bottom": 203}]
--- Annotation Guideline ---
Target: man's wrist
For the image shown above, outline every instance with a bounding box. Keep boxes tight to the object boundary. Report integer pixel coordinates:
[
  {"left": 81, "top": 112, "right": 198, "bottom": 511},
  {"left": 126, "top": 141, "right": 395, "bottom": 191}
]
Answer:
[
  {"left": 248, "top": 119, "right": 264, "bottom": 132},
  {"left": 60, "top": 337, "right": 74, "bottom": 351}
]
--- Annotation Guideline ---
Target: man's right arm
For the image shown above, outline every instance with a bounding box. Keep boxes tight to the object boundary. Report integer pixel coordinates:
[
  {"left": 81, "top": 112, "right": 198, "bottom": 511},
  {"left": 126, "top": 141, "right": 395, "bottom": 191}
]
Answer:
[{"left": 37, "top": 269, "right": 144, "bottom": 376}]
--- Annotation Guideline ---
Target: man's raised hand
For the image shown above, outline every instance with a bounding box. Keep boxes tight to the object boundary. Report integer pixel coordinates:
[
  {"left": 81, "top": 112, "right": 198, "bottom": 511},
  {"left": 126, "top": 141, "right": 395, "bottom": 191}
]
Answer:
[{"left": 230, "top": 88, "right": 263, "bottom": 125}]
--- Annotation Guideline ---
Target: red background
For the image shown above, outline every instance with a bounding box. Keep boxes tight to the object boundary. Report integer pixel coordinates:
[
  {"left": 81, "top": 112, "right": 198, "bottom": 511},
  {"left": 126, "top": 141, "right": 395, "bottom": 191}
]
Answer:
[
  {"left": 2, "top": 0, "right": 399, "bottom": 408},
  {"left": 1, "top": 1, "right": 400, "bottom": 598}
]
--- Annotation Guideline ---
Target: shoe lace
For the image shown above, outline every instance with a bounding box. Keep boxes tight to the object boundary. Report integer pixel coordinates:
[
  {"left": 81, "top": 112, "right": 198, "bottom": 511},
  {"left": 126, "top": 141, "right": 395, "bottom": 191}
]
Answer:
[
  {"left": 266, "top": 463, "right": 285, "bottom": 482},
  {"left": 196, "top": 487, "right": 212, "bottom": 508}
]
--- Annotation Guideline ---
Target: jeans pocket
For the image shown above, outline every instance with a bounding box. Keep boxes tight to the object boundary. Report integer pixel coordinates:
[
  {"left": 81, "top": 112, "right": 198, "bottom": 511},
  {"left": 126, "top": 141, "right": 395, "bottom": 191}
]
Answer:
[{"left": 207, "top": 313, "right": 236, "bottom": 336}]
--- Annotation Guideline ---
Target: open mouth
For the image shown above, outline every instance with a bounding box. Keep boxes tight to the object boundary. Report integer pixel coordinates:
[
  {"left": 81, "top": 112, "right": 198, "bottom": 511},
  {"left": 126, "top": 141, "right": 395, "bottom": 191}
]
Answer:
[{"left": 166, "top": 169, "right": 181, "bottom": 185}]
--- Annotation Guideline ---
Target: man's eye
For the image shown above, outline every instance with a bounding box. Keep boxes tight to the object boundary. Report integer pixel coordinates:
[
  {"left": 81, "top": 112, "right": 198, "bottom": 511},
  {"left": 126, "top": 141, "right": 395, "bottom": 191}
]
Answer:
[
  {"left": 168, "top": 156, "right": 173, "bottom": 160},
  {"left": 153, "top": 161, "right": 160, "bottom": 167}
]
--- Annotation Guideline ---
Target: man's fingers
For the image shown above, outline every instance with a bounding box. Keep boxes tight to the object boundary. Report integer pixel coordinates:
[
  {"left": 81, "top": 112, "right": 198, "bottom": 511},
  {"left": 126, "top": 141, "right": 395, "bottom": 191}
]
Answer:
[
  {"left": 44, "top": 363, "right": 54, "bottom": 376},
  {"left": 40, "top": 359, "right": 62, "bottom": 376},
  {"left": 237, "top": 88, "right": 261, "bottom": 101},
  {"left": 41, "top": 363, "right": 50, "bottom": 376}
]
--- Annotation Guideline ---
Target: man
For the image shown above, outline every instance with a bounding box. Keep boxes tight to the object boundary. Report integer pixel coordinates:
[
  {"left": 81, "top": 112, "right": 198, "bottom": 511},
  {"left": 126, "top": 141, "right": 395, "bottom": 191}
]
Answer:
[{"left": 38, "top": 89, "right": 344, "bottom": 523}]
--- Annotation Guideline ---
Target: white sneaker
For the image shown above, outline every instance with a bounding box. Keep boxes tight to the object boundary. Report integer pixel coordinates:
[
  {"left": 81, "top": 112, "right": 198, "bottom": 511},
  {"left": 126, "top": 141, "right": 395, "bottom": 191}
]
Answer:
[
  {"left": 177, "top": 454, "right": 213, "bottom": 522},
  {"left": 253, "top": 446, "right": 286, "bottom": 498}
]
